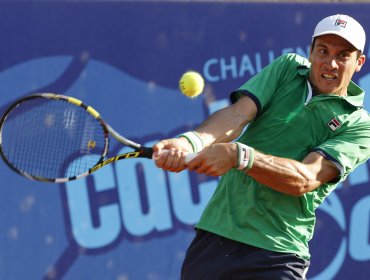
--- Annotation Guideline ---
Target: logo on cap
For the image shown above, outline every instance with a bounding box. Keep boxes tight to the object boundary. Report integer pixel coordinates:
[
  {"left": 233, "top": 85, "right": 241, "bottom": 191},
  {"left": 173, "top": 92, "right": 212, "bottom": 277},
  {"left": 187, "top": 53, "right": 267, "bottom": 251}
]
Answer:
[{"left": 335, "top": 18, "right": 347, "bottom": 28}]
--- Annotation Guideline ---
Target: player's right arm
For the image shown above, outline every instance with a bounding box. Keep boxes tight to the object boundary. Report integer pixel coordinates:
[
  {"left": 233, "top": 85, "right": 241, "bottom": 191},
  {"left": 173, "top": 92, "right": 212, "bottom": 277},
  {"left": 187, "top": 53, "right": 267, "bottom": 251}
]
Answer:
[{"left": 153, "top": 95, "right": 258, "bottom": 172}]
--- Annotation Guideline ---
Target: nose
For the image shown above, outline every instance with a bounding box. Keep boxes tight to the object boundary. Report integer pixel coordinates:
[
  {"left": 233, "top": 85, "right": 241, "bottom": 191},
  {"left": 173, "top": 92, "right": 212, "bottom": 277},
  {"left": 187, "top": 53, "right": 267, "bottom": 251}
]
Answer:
[{"left": 324, "top": 56, "right": 339, "bottom": 70}]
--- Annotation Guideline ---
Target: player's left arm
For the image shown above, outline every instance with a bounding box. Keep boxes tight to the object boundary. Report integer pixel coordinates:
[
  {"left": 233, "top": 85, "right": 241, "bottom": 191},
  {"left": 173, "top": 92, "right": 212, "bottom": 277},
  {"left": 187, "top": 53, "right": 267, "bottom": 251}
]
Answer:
[{"left": 187, "top": 145, "right": 339, "bottom": 196}]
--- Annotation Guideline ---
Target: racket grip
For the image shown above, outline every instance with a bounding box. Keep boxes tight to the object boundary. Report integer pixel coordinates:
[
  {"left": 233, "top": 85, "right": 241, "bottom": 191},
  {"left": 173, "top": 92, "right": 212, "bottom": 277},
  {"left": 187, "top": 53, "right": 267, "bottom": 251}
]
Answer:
[
  {"left": 153, "top": 149, "right": 197, "bottom": 164},
  {"left": 184, "top": 153, "right": 197, "bottom": 163}
]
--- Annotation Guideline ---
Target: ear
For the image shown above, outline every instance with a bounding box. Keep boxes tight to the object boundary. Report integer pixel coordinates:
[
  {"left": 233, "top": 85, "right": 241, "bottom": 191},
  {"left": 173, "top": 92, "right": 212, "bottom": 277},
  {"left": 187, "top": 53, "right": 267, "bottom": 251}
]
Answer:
[
  {"left": 308, "top": 46, "right": 313, "bottom": 63},
  {"left": 355, "top": 54, "right": 366, "bottom": 72}
]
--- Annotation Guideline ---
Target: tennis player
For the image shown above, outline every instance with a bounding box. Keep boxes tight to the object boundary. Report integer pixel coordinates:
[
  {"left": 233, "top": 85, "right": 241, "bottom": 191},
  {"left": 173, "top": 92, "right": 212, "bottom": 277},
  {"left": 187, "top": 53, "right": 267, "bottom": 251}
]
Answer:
[{"left": 154, "top": 14, "right": 370, "bottom": 279}]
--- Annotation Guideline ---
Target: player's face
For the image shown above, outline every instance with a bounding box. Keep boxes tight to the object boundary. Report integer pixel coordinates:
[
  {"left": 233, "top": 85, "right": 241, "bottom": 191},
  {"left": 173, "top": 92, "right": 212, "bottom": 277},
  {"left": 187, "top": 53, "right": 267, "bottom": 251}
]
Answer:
[{"left": 309, "top": 34, "right": 365, "bottom": 96}]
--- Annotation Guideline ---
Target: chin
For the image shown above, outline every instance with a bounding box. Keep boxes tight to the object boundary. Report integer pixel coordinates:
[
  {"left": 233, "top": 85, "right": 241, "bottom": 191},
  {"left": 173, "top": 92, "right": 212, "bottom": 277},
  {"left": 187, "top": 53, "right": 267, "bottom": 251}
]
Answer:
[{"left": 317, "top": 83, "right": 341, "bottom": 95}]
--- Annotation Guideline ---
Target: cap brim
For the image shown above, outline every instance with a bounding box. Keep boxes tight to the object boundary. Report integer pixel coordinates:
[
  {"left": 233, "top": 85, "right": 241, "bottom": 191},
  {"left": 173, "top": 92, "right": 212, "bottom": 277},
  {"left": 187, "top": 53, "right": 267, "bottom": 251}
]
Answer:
[{"left": 313, "top": 31, "right": 362, "bottom": 51}]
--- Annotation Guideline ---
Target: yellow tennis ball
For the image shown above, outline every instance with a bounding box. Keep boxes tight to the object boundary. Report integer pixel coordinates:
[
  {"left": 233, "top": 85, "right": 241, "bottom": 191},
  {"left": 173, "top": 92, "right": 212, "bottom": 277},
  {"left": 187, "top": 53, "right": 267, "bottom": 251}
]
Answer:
[{"left": 179, "top": 71, "right": 204, "bottom": 98}]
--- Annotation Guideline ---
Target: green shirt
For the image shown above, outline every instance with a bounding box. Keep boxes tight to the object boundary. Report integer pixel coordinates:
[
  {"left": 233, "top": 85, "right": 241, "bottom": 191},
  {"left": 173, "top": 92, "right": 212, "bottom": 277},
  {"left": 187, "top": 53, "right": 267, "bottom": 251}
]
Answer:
[{"left": 196, "top": 53, "right": 370, "bottom": 260}]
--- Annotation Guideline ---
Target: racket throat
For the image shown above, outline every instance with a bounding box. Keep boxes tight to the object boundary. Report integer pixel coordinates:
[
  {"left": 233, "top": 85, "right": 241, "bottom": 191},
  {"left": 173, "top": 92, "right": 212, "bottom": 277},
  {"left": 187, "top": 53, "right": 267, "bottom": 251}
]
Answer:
[{"left": 90, "top": 147, "right": 153, "bottom": 174}]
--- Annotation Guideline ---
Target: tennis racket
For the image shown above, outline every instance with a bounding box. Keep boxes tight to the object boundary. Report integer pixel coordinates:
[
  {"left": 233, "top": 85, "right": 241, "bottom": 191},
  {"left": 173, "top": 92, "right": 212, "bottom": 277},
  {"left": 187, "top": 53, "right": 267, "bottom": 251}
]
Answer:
[{"left": 0, "top": 93, "right": 195, "bottom": 183}]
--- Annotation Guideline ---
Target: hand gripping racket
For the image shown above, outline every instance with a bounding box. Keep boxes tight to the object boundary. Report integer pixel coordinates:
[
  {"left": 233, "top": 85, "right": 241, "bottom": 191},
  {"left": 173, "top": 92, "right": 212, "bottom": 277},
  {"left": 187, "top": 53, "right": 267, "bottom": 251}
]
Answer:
[{"left": 0, "top": 93, "right": 195, "bottom": 183}]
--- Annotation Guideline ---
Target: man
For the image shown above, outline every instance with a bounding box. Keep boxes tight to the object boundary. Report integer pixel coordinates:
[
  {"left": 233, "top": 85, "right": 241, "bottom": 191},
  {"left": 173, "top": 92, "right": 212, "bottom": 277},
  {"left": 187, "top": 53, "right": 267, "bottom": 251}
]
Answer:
[{"left": 154, "top": 14, "right": 370, "bottom": 279}]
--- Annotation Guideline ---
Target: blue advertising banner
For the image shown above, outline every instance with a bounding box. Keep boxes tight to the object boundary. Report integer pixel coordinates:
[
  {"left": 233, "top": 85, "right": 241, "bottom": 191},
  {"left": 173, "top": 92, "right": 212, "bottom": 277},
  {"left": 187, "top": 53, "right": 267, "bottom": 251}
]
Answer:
[{"left": 0, "top": 1, "right": 369, "bottom": 279}]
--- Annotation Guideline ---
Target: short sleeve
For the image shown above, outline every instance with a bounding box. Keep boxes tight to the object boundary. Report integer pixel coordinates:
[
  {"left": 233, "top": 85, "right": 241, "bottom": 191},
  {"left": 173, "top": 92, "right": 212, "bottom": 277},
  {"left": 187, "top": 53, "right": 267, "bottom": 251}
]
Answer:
[
  {"left": 314, "top": 121, "right": 370, "bottom": 181},
  {"left": 230, "top": 54, "right": 308, "bottom": 114}
]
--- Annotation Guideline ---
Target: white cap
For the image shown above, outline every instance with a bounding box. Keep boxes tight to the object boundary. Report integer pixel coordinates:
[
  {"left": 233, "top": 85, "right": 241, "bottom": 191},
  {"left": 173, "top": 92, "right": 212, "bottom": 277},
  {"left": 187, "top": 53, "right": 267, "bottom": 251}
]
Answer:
[{"left": 312, "top": 14, "right": 366, "bottom": 52}]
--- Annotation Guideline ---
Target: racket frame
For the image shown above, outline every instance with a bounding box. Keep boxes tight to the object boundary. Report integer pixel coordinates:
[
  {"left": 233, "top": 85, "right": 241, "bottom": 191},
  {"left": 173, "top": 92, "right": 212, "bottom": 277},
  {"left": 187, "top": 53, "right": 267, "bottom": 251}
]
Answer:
[{"left": 0, "top": 93, "right": 153, "bottom": 183}]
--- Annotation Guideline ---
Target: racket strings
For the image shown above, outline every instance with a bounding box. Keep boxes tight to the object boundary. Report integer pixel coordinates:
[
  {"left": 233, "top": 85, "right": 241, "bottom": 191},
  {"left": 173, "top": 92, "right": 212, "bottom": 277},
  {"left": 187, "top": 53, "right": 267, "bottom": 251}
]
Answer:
[{"left": 1, "top": 97, "right": 107, "bottom": 180}]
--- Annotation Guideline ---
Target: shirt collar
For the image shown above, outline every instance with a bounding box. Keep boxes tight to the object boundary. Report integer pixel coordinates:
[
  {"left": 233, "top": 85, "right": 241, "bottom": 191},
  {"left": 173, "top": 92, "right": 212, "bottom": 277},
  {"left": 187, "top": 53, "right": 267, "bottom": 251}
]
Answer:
[{"left": 297, "top": 65, "right": 365, "bottom": 108}]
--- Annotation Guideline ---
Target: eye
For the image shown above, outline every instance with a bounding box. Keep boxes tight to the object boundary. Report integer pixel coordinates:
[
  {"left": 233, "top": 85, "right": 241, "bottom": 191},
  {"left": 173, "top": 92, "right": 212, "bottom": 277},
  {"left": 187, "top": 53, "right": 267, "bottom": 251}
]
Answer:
[{"left": 338, "top": 52, "right": 351, "bottom": 61}]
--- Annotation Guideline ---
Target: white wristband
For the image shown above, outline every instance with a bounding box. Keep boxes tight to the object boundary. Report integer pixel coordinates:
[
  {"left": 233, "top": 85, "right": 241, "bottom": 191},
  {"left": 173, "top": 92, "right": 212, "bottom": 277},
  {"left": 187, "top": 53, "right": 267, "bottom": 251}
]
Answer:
[
  {"left": 236, "top": 142, "right": 254, "bottom": 170},
  {"left": 179, "top": 131, "right": 204, "bottom": 153}
]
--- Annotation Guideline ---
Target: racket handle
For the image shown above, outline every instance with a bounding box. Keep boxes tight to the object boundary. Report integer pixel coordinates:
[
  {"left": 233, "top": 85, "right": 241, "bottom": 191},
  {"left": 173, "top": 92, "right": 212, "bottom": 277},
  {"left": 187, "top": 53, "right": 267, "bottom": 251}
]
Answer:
[
  {"left": 153, "top": 149, "right": 197, "bottom": 164},
  {"left": 184, "top": 153, "right": 197, "bottom": 163}
]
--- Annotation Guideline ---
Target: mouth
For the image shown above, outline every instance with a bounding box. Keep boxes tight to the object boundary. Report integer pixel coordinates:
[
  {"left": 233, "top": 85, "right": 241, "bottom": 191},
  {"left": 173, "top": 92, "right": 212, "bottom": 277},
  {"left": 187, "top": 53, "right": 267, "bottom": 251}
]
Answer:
[{"left": 322, "top": 73, "right": 337, "bottom": 80}]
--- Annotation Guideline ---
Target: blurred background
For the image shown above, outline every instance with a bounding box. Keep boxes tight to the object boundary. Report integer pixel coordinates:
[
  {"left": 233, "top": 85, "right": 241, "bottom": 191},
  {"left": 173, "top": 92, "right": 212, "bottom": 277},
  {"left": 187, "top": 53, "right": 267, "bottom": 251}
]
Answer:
[{"left": 0, "top": 1, "right": 370, "bottom": 279}]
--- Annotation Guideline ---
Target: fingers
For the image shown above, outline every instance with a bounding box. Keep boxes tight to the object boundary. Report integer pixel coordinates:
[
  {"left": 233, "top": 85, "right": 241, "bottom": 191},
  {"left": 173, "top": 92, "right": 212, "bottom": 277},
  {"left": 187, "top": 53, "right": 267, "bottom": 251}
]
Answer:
[
  {"left": 188, "top": 163, "right": 221, "bottom": 177},
  {"left": 162, "top": 149, "right": 184, "bottom": 172},
  {"left": 154, "top": 147, "right": 188, "bottom": 172},
  {"left": 152, "top": 140, "right": 169, "bottom": 159},
  {"left": 154, "top": 148, "right": 222, "bottom": 176},
  {"left": 186, "top": 144, "right": 235, "bottom": 176},
  {"left": 153, "top": 138, "right": 196, "bottom": 172},
  {"left": 153, "top": 141, "right": 234, "bottom": 176}
]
